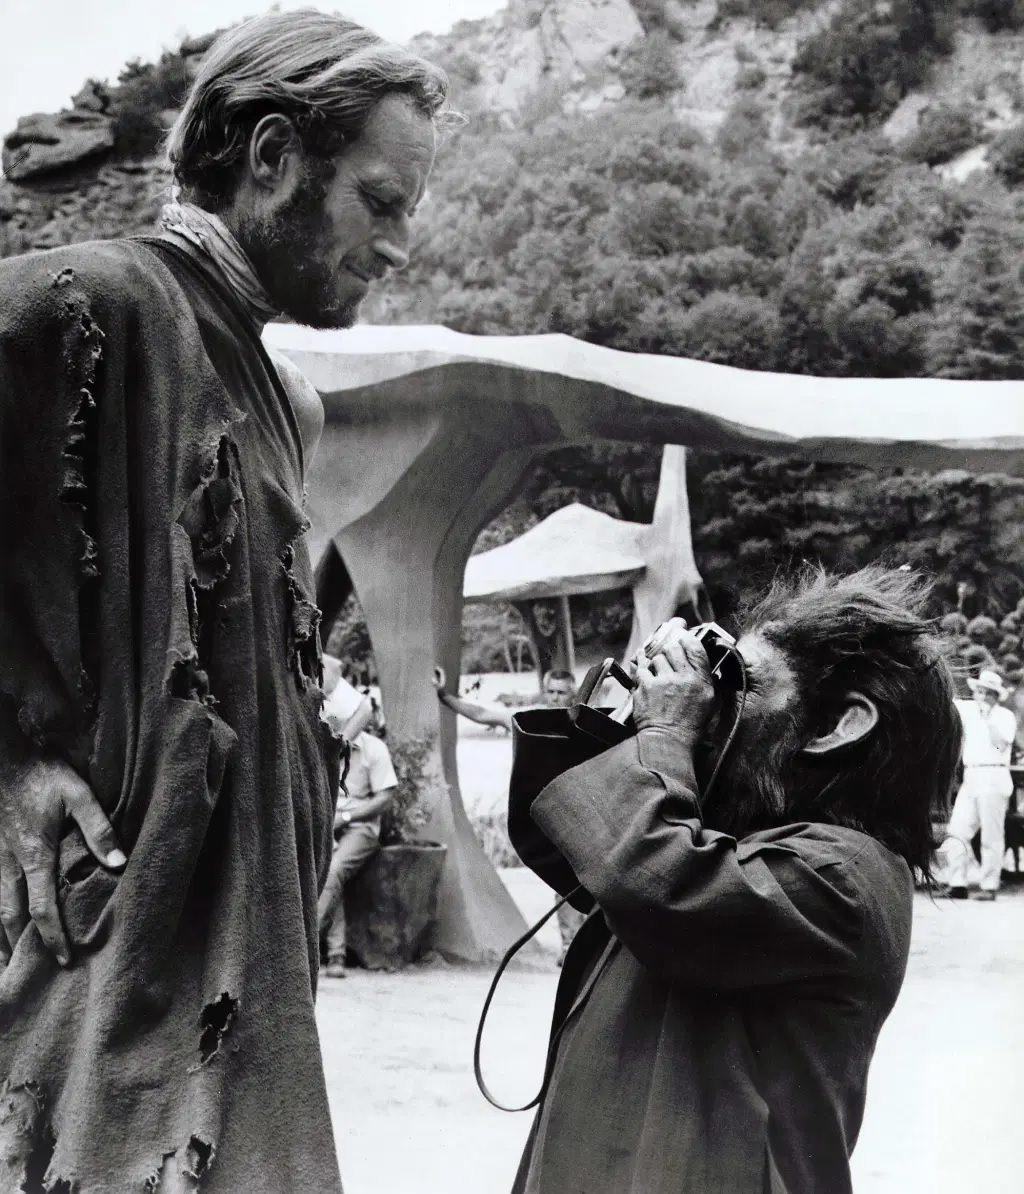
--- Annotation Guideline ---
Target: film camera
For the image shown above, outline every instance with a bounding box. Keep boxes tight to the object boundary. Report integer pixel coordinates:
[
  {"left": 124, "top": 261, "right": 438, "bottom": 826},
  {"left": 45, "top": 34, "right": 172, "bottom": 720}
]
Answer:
[{"left": 578, "top": 621, "right": 744, "bottom": 721}]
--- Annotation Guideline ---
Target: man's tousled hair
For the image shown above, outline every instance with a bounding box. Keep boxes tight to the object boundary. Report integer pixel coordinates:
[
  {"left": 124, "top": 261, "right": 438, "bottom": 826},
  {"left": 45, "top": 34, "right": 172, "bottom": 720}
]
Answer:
[
  {"left": 743, "top": 564, "right": 962, "bottom": 879},
  {"left": 166, "top": 9, "right": 453, "bottom": 210}
]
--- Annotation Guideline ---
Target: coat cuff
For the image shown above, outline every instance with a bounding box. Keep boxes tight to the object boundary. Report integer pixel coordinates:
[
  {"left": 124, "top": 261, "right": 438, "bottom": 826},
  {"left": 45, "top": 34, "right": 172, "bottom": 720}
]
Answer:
[{"left": 635, "top": 728, "right": 701, "bottom": 804}]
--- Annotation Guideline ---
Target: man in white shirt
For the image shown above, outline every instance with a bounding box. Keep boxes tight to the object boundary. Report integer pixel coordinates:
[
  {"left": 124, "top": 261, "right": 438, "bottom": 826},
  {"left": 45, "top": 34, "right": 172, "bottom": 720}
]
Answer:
[
  {"left": 321, "top": 655, "right": 374, "bottom": 741},
  {"left": 318, "top": 675, "right": 399, "bottom": 977},
  {"left": 940, "top": 669, "right": 1018, "bottom": 900}
]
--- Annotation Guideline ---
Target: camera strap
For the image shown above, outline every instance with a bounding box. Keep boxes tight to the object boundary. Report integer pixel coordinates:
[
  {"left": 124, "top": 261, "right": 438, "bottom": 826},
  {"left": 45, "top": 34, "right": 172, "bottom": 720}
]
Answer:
[{"left": 474, "top": 885, "right": 617, "bottom": 1113}]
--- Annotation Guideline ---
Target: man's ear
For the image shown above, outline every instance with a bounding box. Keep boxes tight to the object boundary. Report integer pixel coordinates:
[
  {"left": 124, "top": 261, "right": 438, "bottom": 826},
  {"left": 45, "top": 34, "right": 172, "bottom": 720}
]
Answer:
[
  {"left": 247, "top": 114, "right": 300, "bottom": 191},
  {"left": 800, "top": 692, "right": 879, "bottom": 756}
]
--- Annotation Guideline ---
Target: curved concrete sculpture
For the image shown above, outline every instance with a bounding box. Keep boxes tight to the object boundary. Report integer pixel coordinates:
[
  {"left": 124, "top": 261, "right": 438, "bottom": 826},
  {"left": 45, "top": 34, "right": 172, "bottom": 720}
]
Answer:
[
  {"left": 464, "top": 446, "right": 709, "bottom": 667},
  {"left": 265, "top": 321, "right": 1024, "bottom": 963}
]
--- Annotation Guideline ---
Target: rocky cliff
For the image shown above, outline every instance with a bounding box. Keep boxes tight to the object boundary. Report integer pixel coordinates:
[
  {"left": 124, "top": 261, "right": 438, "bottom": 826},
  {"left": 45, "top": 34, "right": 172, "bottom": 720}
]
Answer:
[{"left": 2, "top": 1, "right": 1023, "bottom": 257}]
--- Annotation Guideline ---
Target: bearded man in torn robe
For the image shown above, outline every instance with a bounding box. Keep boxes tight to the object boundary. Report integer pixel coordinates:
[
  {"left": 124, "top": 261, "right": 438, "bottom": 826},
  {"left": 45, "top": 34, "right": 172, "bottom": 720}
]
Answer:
[
  {"left": 509, "top": 567, "right": 963, "bottom": 1194},
  {"left": 0, "top": 11, "right": 444, "bottom": 1191}
]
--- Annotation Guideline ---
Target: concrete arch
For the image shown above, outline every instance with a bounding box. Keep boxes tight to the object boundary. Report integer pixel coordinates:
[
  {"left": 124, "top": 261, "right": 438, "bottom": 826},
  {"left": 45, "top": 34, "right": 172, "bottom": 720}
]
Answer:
[{"left": 266, "top": 322, "right": 1024, "bottom": 962}]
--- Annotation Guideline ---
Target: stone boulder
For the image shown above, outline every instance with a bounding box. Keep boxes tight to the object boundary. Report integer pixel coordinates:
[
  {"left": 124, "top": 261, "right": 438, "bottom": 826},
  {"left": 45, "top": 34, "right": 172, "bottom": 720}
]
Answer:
[
  {"left": 2, "top": 110, "right": 115, "bottom": 181},
  {"left": 413, "top": 0, "right": 643, "bottom": 111}
]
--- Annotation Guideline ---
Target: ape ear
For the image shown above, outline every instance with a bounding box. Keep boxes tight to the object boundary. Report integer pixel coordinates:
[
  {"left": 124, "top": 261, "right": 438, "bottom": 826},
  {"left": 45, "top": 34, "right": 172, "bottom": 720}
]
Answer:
[{"left": 800, "top": 692, "right": 879, "bottom": 756}]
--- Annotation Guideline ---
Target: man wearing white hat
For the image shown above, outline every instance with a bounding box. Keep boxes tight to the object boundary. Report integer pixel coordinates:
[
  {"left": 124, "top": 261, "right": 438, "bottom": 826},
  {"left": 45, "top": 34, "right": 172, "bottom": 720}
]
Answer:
[{"left": 940, "top": 669, "right": 1018, "bottom": 899}]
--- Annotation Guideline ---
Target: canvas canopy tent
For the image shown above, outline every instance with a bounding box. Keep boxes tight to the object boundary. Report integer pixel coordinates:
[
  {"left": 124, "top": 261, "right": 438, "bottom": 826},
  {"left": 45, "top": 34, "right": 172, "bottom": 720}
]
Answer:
[
  {"left": 265, "top": 321, "right": 1024, "bottom": 963},
  {"left": 465, "top": 501, "right": 647, "bottom": 675},
  {"left": 464, "top": 502, "right": 647, "bottom": 604},
  {"left": 463, "top": 441, "right": 708, "bottom": 673}
]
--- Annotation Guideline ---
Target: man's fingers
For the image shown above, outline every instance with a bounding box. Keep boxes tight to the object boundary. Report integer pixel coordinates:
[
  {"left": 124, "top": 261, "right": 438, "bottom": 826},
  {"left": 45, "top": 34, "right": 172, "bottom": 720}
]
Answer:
[
  {"left": 643, "top": 617, "right": 689, "bottom": 658},
  {"left": 658, "top": 640, "right": 689, "bottom": 671},
  {"left": 21, "top": 847, "right": 70, "bottom": 966},
  {"left": 0, "top": 850, "right": 27, "bottom": 956},
  {"left": 63, "top": 777, "right": 126, "bottom": 870},
  {"left": 648, "top": 653, "right": 673, "bottom": 677}
]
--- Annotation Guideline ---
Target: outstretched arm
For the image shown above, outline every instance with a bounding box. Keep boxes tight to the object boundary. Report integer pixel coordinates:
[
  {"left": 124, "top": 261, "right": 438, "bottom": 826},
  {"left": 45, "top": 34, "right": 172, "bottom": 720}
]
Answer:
[{"left": 432, "top": 666, "right": 514, "bottom": 731}]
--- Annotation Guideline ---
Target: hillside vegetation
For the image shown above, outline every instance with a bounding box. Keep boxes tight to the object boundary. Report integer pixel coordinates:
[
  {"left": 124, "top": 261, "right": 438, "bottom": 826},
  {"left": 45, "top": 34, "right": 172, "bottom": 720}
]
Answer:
[{"left": 3, "top": 0, "right": 1023, "bottom": 675}]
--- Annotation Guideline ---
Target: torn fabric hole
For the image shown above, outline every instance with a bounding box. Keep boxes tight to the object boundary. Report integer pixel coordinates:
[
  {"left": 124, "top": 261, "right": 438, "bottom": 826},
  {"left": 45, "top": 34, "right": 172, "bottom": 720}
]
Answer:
[
  {"left": 177, "top": 435, "right": 244, "bottom": 592},
  {"left": 281, "top": 544, "right": 323, "bottom": 691},
  {"left": 0, "top": 1081, "right": 54, "bottom": 1193},
  {"left": 197, "top": 992, "right": 238, "bottom": 1066},
  {"left": 167, "top": 651, "right": 215, "bottom": 706},
  {"left": 183, "top": 1136, "right": 214, "bottom": 1182}
]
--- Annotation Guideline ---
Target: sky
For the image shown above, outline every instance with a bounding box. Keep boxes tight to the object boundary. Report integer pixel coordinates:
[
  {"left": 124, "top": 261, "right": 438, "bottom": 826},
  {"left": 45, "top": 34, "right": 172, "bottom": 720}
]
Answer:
[{"left": 0, "top": 0, "right": 506, "bottom": 145}]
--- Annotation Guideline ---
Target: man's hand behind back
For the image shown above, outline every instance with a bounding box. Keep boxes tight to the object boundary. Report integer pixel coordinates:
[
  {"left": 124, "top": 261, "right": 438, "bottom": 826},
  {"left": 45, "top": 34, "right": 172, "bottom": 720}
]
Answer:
[{"left": 0, "top": 757, "right": 125, "bottom": 969}]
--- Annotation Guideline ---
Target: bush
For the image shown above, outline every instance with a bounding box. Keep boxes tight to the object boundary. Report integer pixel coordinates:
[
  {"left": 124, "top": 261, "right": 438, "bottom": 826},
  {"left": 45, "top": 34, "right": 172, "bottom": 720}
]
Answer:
[
  {"left": 966, "top": 0, "right": 1024, "bottom": 31},
  {"left": 967, "top": 614, "right": 1001, "bottom": 646},
  {"left": 794, "top": 0, "right": 955, "bottom": 131},
  {"left": 471, "top": 810, "right": 521, "bottom": 867},
  {"left": 618, "top": 185, "right": 718, "bottom": 256},
  {"left": 620, "top": 30, "right": 679, "bottom": 98},
  {"left": 633, "top": 0, "right": 688, "bottom": 38},
  {"left": 940, "top": 612, "right": 970, "bottom": 635},
  {"left": 677, "top": 291, "right": 785, "bottom": 370},
  {"left": 990, "top": 124, "right": 1024, "bottom": 187},
  {"left": 716, "top": 0, "right": 817, "bottom": 25},
  {"left": 736, "top": 64, "right": 768, "bottom": 90},
  {"left": 444, "top": 51, "right": 482, "bottom": 90},
  {"left": 901, "top": 105, "right": 983, "bottom": 167},
  {"left": 109, "top": 50, "right": 191, "bottom": 158},
  {"left": 961, "top": 643, "right": 996, "bottom": 669},
  {"left": 716, "top": 97, "right": 770, "bottom": 159}
]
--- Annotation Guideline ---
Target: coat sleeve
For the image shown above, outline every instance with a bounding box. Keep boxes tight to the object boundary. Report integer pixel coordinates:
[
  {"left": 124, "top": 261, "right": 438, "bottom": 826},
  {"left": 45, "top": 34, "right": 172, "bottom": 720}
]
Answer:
[
  {"left": 508, "top": 768, "right": 592, "bottom": 909},
  {"left": 529, "top": 728, "right": 870, "bottom": 991},
  {"left": 0, "top": 251, "right": 107, "bottom": 761},
  {"left": 507, "top": 709, "right": 603, "bottom": 913}
]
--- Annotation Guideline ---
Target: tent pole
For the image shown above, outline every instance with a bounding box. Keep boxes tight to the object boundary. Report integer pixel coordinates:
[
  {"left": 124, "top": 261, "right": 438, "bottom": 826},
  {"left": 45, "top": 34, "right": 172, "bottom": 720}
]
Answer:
[{"left": 557, "top": 594, "right": 575, "bottom": 674}]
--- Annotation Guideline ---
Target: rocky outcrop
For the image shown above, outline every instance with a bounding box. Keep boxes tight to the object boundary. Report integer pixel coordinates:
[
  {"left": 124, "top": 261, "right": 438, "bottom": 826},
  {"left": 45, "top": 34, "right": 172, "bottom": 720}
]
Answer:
[
  {"left": 2, "top": 109, "right": 115, "bottom": 181},
  {"left": 0, "top": 157, "right": 168, "bottom": 257},
  {"left": 414, "top": 0, "right": 644, "bottom": 110}
]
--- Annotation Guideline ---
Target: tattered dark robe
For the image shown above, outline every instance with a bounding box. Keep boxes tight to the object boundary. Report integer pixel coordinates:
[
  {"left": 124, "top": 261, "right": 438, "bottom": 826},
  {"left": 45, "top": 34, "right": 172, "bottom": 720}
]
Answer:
[
  {"left": 509, "top": 715, "right": 913, "bottom": 1194},
  {"left": 0, "top": 237, "right": 342, "bottom": 1192}
]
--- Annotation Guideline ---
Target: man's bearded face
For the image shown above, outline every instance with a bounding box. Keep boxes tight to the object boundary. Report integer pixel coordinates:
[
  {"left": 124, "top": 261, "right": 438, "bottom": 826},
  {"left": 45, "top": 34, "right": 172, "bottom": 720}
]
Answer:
[{"left": 240, "top": 94, "right": 436, "bottom": 329}]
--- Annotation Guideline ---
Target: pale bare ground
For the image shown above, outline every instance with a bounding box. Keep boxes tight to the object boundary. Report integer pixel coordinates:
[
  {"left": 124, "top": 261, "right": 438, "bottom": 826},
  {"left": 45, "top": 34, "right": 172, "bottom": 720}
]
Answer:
[{"left": 318, "top": 706, "right": 1024, "bottom": 1194}]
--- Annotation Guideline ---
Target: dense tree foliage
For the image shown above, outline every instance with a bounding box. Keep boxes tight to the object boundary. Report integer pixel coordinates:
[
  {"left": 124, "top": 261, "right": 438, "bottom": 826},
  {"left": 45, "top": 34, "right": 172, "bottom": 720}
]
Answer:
[
  {"left": 793, "top": 0, "right": 956, "bottom": 131},
  {"left": 361, "top": 59, "right": 1024, "bottom": 660},
  {"left": 109, "top": 53, "right": 193, "bottom": 158}
]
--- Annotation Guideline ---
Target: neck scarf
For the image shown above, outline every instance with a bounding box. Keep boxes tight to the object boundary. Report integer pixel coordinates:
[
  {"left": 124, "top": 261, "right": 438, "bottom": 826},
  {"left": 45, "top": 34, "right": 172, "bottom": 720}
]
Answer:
[{"left": 159, "top": 200, "right": 280, "bottom": 327}]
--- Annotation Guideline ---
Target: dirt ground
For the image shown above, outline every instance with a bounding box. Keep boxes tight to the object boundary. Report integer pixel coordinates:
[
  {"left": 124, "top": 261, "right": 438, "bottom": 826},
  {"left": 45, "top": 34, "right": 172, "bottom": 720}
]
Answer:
[{"left": 318, "top": 705, "right": 1024, "bottom": 1194}]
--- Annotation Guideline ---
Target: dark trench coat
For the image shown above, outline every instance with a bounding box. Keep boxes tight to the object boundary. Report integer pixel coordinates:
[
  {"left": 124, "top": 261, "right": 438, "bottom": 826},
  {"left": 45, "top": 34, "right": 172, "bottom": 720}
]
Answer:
[{"left": 508, "top": 711, "right": 913, "bottom": 1194}]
